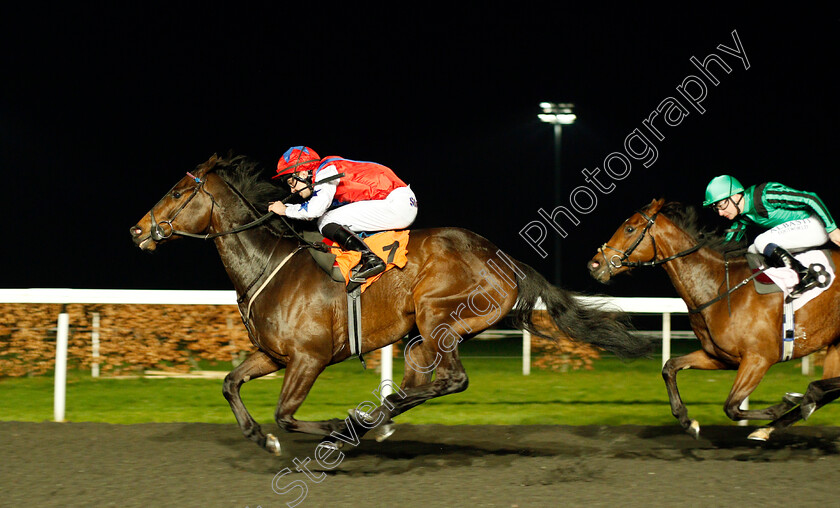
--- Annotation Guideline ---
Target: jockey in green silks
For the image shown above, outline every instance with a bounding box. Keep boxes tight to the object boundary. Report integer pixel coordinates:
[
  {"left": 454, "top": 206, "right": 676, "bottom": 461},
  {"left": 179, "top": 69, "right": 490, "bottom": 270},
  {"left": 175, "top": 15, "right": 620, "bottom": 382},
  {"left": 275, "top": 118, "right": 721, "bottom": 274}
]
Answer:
[{"left": 704, "top": 175, "right": 840, "bottom": 299}]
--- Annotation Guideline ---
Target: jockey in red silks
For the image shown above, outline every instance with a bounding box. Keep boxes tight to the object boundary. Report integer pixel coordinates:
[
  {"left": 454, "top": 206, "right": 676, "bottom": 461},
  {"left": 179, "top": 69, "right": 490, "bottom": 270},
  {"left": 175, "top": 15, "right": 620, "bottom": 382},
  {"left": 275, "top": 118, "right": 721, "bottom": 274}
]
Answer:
[{"left": 268, "top": 146, "right": 418, "bottom": 279}]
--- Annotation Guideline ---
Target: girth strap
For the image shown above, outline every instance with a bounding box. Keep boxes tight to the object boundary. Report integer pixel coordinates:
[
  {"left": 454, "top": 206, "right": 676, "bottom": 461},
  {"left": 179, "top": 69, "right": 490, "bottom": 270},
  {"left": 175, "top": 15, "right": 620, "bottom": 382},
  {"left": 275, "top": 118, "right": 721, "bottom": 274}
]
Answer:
[
  {"left": 781, "top": 301, "right": 796, "bottom": 361},
  {"left": 347, "top": 285, "right": 366, "bottom": 368}
]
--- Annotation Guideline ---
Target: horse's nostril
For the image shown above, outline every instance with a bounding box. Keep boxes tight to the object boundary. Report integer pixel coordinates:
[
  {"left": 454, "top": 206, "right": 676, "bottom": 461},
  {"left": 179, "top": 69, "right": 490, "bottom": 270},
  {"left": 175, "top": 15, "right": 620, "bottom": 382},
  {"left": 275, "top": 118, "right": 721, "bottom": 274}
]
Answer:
[{"left": 130, "top": 226, "right": 143, "bottom": 237}]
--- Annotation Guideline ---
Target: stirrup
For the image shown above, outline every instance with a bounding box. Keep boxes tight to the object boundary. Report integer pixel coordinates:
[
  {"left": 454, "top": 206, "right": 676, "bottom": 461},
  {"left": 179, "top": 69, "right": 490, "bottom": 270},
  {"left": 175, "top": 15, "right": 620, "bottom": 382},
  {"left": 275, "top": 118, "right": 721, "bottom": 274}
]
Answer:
[
  {"left": 787, "top": 264, "right": 829, "bottom": 301},
  {"left": 354, "top": 256, "right": 386, "bottom": 280},
  {"left": 810, "top": 263, "right": 831, "bottom": 288}
]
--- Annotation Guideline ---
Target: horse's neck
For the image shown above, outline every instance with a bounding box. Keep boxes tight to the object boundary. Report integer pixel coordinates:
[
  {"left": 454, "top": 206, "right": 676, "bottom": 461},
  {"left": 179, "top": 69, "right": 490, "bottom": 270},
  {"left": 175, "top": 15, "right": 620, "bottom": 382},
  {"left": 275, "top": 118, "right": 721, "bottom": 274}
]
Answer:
[
  {"left": 653, "top": 226, "right": 733, "bottom": 309},
  {"left": 206, "top": 179, "right": 298, "bottom": 294}
]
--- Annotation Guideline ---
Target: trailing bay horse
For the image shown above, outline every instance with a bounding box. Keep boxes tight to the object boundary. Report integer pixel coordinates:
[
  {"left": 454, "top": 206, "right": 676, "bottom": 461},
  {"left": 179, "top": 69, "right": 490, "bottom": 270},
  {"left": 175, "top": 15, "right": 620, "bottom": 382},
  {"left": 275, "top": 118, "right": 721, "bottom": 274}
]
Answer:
[
  {"left": 588, "top": 198, "right": 840, "bottom": 441},
  {"left": 129, "top": 154, "right": 650, "bottom": 454}
]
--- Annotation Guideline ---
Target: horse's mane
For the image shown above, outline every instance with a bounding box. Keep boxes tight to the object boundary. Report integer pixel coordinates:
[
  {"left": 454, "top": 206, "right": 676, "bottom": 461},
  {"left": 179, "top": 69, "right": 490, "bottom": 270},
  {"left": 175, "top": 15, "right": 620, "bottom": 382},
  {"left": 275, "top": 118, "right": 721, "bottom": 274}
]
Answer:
[
  {"left": 201, "top": 153, "right": 289, "bottom": 211},
  {"left": 654, "top": 201, "right": 746, "bottom": 254},
  {"left": 196, "top": 153, "right": 318, "bottom": 235}
]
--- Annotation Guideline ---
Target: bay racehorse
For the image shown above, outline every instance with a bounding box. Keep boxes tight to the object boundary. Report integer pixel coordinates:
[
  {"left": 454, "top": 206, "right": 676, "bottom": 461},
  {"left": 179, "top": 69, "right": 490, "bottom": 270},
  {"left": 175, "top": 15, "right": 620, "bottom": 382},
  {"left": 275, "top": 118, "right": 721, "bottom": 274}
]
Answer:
[
  {"left": 130, "top": 154, "right": 650, "bottom": 454},
  {"left": 588, "top": 198, "right": 840, "bottom": 441}
]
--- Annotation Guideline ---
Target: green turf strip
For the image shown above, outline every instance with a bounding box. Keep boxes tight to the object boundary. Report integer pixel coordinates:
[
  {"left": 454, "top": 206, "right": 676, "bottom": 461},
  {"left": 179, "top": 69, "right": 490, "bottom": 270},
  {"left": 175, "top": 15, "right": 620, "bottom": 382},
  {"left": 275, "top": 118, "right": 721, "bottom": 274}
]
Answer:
[{"left": 3, "top": 354, "right": 837, "bottom": 427}]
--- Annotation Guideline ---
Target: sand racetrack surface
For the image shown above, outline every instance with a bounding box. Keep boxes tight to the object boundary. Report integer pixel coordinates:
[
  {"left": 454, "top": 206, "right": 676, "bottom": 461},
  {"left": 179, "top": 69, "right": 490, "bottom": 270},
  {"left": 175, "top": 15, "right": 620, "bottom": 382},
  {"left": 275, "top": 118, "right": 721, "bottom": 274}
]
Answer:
[{"left": 2, "top": 422, "right": 840, "bottom": 507}]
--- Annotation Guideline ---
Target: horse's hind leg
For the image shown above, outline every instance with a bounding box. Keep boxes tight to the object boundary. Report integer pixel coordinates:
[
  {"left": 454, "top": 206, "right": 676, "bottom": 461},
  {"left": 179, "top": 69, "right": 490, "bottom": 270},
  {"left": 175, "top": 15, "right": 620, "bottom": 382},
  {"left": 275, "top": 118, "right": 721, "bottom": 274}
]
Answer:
[
  {"left": 222, "top": 350, "right": 282, "bottom": 454},
  {"left": 400, "top": 333, "right": 434, "bottom": 390},
  {"left": 800, "top": 342, "right": 840, "bottom": 420},
  {"left": 662, "top": 349, "right": 729, "bottom": 437},
  {"left": 750, "top": 378, "right": 840, "bottom": 440},
  {"left": 325, "top": 347, "right": 471, "bottom": 447},
  {"left": 385, "top": 347, "right": 469, "bottom": 419},
  {"left": 750, "top": 344, "right": 840, "bottom": 440}
]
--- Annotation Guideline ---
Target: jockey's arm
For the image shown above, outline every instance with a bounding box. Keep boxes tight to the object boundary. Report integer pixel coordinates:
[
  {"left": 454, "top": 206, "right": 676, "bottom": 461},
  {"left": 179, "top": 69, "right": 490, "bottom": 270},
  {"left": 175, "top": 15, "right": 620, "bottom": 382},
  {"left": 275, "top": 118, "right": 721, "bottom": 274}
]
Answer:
[
  {"left": 724, "top": 219, "right": 747, "bottom": 243},
  {"left": 285, "top": 165, "right": 339, "bottom": 220},
  {"left": 765, "top": 183, "right": 837, "bottom": 234},
  {"left": 829, "top": 229, "right": 840, "bottom": 247}
]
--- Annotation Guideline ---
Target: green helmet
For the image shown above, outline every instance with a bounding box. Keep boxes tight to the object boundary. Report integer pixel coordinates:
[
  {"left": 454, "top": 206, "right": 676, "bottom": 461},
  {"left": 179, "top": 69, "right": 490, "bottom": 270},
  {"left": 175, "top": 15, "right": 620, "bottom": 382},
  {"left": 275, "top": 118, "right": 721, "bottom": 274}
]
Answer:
[{"left": 703, "top": 175, "right": 745, "bottom": 207}]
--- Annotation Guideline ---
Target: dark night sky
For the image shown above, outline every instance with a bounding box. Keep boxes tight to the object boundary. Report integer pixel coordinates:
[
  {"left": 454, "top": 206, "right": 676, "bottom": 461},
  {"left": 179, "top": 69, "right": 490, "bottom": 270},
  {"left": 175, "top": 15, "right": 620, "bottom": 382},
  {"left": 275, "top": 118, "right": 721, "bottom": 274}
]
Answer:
[{"left": 1, "top": 5, "right": 837, "bottom": 298}]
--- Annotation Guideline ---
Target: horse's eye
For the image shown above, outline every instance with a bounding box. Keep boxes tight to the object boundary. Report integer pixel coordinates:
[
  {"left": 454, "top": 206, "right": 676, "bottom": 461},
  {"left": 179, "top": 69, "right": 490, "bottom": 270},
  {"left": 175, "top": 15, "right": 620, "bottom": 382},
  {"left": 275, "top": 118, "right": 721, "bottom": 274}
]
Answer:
[
  {"left": 625, "top": 226, "right": 635, "bottom": 234},
  {"left": 173, "top": 190, "right": 182, "bottom": 199}
]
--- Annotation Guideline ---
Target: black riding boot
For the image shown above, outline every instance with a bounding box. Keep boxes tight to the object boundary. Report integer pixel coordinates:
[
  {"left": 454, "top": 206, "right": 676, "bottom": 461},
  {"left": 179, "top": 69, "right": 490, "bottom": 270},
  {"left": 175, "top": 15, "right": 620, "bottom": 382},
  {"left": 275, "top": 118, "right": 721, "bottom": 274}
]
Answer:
[
  {"left": 763, "top": 244, "right": 829, "bottom": 299},
  {"left": 322, "top": 223, "right": 386, "bottom": 279}
]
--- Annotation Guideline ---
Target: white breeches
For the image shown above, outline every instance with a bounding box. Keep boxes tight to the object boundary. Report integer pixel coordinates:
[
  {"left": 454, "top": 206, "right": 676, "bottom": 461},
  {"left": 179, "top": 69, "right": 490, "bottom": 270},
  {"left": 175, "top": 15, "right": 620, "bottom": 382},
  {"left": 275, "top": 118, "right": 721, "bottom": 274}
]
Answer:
[
  {"left": 317, "top": 186, "right": 418, "bottom": 233},
  {"left": 749, "top": 216, "right": 830, "bottom": 254}
]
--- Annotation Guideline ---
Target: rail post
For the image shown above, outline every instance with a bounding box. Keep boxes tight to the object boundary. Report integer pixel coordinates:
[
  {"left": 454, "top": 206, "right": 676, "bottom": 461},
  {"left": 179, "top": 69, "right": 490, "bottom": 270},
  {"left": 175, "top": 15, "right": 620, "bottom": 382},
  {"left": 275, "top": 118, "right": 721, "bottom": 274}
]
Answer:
[{"left": 54, "top": 305, "right": 69, "bottom": 422}]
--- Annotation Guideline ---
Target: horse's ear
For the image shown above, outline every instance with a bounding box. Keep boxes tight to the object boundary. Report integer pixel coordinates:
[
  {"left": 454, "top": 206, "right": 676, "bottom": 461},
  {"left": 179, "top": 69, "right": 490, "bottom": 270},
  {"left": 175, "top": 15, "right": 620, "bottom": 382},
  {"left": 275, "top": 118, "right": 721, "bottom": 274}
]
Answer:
[
  {"left": 648, "top": 198, "right": 665, "bottom": 212},
  {"left": 192, "top": 153, "right": 220, "bottom": 178}
]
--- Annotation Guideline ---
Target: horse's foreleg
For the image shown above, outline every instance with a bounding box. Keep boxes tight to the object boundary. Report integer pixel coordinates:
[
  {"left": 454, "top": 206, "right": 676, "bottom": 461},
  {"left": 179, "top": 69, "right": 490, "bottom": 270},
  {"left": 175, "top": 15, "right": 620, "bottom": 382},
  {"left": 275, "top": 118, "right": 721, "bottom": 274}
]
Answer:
[
  {"left": 722, "top": 354, "right": 777, "bottom": 421},
  {"left": 662, "top": 350, "right": 729, "bottom": 437},
  {"left": 222, "top": 350, "right": 282, "bottom": 454},
  {"left": 273, "top": 357, "right": 343, "bottom": 437}
]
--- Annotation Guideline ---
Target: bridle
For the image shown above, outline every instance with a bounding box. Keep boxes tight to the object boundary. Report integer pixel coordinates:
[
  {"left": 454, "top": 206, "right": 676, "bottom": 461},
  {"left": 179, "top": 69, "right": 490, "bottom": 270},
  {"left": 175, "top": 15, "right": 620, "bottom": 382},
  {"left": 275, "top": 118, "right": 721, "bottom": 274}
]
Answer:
[
  {"left": 148, "top": 171, "right": 275, "bottom": 241},
  {"left": 149, "top": 171, "right": 226, "bottom": 242},
  {"left": 598, "top": 207, "right": 767, "bottom": 315},
  {"left": 147, "top": 170, "right": 345, "bottom": 242},
  {"left": 598, "top": 209, "right": 703, "bottom": 274}
]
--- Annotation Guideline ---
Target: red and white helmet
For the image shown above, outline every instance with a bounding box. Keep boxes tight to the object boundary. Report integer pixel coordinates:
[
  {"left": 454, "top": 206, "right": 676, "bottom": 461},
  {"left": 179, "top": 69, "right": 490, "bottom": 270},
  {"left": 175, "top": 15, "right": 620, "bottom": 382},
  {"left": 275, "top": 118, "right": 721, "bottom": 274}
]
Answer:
[{"left": 273, "top": 146, "right": 321, "bottom": 180}]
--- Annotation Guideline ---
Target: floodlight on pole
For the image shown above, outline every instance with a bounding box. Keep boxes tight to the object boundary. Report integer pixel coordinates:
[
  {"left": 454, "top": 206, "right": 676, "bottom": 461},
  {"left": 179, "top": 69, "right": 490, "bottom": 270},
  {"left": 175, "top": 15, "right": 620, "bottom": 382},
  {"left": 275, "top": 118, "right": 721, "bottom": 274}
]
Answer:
[
  {"left": 538, "top": 102, "right": 576, "bottom": 285},
  {"left": 539, "top": 102, "right": 577, "bottom": 125}
]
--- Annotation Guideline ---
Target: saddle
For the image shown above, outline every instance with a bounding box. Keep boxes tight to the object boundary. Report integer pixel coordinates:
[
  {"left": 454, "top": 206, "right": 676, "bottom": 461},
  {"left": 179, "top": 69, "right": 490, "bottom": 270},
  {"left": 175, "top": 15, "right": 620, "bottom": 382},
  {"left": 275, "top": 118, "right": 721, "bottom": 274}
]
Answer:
[{"left": 303, "top": 230, "right": 410, "bottom": 293}]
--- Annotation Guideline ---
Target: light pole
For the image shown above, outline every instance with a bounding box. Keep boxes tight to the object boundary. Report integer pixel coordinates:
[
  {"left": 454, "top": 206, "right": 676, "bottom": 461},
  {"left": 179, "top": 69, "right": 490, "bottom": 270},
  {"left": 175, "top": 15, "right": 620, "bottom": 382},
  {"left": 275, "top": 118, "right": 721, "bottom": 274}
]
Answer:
[{"left": 538, "top": 102, "right": 576, "bottom": 285}]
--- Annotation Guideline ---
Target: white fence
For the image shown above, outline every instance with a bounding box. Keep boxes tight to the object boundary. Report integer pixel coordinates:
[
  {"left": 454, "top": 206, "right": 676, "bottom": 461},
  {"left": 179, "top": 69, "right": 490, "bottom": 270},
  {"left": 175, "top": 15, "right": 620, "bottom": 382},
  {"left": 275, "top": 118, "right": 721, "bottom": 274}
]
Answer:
[{"left": 1, "top": 288, "right": 700, "bottom": 422}]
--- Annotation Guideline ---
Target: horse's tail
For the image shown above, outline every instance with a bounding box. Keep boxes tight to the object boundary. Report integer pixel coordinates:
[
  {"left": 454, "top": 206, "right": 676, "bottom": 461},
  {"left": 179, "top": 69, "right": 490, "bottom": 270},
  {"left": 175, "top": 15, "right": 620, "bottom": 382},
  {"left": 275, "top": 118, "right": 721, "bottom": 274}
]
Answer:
[{"left": 511, "top": 262, "right": 652, "bottom": 359}]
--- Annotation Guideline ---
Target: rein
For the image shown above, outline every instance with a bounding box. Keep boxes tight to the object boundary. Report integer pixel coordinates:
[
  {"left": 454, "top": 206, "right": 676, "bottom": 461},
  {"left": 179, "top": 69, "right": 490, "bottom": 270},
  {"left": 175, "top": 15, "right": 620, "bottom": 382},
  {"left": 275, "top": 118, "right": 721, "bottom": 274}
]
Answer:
[{"left": 687, "top": 265, "right": 768, "bottom": 314}]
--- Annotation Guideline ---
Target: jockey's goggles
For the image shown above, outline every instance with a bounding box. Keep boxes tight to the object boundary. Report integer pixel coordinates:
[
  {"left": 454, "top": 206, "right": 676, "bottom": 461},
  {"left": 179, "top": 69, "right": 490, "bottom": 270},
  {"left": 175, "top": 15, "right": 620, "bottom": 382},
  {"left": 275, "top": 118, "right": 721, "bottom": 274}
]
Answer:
[
  {"left": 710, "top": 194, "right": 742, "bottom": 212},
  {"left": 285, "top": 171, "right": 313, "bottom": 187}
]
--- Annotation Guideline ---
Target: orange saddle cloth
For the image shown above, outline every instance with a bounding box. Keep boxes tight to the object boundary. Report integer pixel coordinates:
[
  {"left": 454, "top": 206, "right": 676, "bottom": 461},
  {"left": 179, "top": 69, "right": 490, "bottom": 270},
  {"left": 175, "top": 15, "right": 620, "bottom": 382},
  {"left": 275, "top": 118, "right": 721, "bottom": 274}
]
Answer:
[{"left": 324, "top": 230, "right": 410, "bottom": 292}]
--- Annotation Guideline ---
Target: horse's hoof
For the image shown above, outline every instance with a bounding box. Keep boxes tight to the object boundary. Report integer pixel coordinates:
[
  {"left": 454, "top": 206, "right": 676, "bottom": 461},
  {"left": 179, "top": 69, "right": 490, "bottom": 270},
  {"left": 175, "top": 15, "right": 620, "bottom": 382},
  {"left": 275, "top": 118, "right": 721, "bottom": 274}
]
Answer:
[
  {"left": 349, "top": 408, "right": 386, "bottom": 427},
  {"left": 783, "top": 392, "right": 804, "bottom": 405},
  {"left": 265, "top": 433, "right": 282, "bottom": 456},
  {"left": 748, "top": 427, "right": 774, "bottom": 441},
  {"left": 374, "top": 422, "right": 396, "bottom": 442},
  {"left": 320, "top": 440, "right": 343, "bottom": 451},
  {"left": 349, "top": 408, "right": 374, "bottom": 424},
  {"left": 801, "top": 402, "right": 817, "bottom": 420},
  {"left": 687, "top": 420, "right": 700, "bottom": 439}
]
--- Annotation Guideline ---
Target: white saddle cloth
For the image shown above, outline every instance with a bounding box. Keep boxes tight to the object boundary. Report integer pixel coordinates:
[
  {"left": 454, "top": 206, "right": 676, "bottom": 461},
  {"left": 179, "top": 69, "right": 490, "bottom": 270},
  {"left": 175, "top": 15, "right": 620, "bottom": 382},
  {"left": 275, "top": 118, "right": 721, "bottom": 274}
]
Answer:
[{"left": 762, "top": 250, "right": 835, "bottom": 311}]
